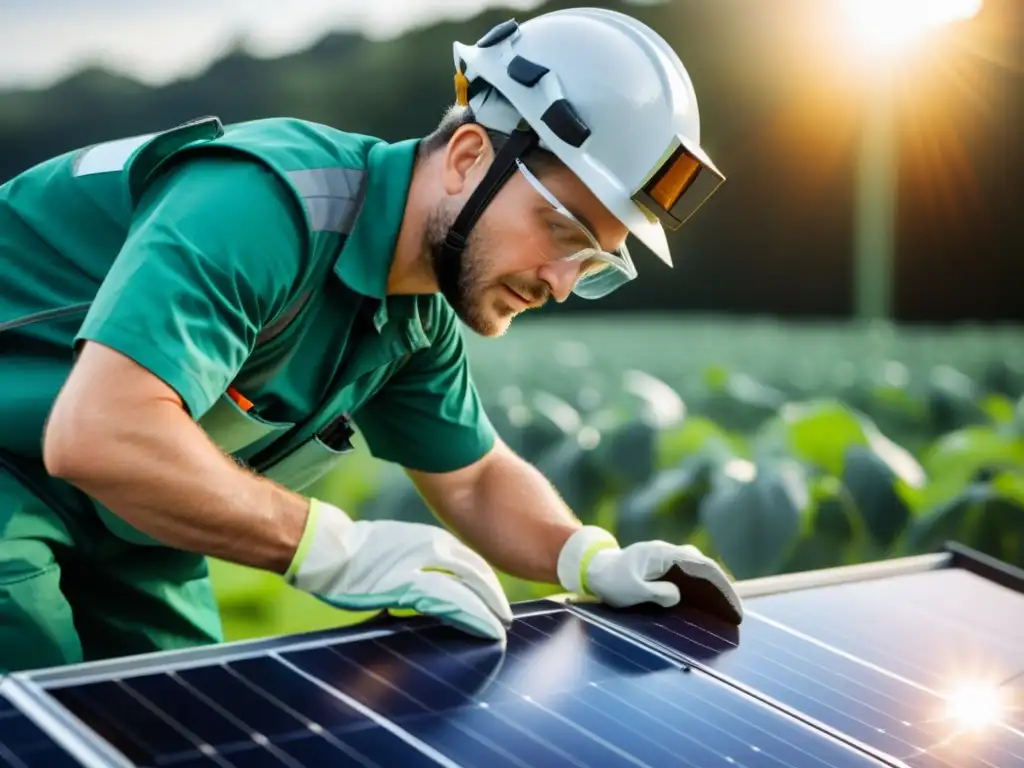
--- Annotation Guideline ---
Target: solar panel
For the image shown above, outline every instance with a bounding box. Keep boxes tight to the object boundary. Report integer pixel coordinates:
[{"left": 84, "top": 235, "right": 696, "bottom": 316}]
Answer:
[{"left": 3, "top": 541, "right": 1022, "bottom": 768}]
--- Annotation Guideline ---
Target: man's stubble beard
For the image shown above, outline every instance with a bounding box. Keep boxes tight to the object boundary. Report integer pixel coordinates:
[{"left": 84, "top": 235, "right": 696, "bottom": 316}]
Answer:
[{"left": 425, "top": 202, "right": 511, "bottom": 338}]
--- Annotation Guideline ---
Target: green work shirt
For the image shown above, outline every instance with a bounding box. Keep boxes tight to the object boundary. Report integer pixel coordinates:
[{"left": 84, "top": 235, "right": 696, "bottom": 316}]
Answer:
[{"left": 0, "top": 117, "right": 496, "bottom": 542}]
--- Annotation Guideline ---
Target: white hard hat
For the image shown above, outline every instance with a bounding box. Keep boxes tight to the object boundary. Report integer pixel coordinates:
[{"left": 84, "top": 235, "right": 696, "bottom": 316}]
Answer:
[{"left": 452, "top": 8, "right": 725, "bottom": 273}]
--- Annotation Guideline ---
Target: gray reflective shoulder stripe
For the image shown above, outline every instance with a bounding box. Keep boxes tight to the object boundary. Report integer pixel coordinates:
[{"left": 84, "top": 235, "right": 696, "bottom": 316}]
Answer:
[
  {"left": 286, "top": 167, "right": 365, "bottom": 234},
  {"left": 287, "top": 167, "right": 363, "bottom": 199}
]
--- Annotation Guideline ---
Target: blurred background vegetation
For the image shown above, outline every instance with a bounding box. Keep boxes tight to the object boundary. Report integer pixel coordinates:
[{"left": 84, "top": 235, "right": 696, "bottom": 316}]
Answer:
[{"left": 1, "top": 0, "right": 1021, "bottom": 641}]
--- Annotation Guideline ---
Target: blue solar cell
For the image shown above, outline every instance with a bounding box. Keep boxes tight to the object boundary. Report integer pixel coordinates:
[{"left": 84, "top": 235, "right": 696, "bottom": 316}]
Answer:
[
  {"left": 0, "top": 696, "right": 80, "bottom": 768},
  {"left": 226, "top": 656, "right": 372, "bottom": 732},
  {"left": 49, "top": 680, "right": 196, "bottom": 764}
]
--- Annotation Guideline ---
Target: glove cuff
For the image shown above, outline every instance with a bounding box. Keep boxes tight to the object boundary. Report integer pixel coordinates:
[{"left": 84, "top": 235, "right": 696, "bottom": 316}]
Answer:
[
  {"left": 557, "top": 526, "right": 619, "bottom": 597},
  {"left": 284, "top": 498, "right": 353, "bottom": 587}
]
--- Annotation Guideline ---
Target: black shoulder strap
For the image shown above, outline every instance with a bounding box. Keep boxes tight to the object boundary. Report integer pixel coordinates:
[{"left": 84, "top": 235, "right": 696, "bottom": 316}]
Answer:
[{"left": 255, "top": 290, "right": 312, "bottom": 347}]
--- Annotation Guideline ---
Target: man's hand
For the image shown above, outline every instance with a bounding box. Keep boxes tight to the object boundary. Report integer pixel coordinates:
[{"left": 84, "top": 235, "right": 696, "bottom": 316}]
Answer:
[
  {"left": 557, "top": 526, "right": 744, "bottom": 624},
  {"left": 288, "top": 499, "right": 514, "bottom": 644}
]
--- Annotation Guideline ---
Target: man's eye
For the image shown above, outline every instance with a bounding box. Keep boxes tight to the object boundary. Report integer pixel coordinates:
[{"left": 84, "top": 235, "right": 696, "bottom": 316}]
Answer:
[{"left": 548, "top": 220, "right": 589, "bottom": 249}]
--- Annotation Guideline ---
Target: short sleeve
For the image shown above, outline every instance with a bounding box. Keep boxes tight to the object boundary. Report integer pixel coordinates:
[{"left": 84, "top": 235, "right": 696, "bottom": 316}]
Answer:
[
  {"left": 353, "top": 303, "right": 497, "bottom": 473},
  {"left": 74, "top": 153, "right": 308, "bottom": 419}
]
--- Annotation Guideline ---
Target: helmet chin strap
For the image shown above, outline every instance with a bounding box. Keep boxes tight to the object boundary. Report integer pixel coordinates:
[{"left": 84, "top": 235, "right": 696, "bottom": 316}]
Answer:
[{"left": 439, "top": 124, "right": 540, "bottom": 263}]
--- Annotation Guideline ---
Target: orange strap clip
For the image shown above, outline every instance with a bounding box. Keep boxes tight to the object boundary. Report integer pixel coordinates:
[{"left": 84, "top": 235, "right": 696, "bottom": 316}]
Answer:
[{"left": 226, "top": 386, "right": 254, "bottom": 412}]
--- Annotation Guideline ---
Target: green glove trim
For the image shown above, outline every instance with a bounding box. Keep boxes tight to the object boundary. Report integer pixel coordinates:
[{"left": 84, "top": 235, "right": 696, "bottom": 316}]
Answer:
[
  {"left": 579, "top": 538, "right": 618, "bottom": 597},
  {"left": 284, "top": 497, "right": 322, "bottom": 582}
]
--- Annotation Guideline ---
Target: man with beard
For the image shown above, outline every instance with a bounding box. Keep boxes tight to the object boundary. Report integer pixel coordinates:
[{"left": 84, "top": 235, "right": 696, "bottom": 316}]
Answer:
[{"left": 0, "top": 8, "right": 742, "bottom": 673}]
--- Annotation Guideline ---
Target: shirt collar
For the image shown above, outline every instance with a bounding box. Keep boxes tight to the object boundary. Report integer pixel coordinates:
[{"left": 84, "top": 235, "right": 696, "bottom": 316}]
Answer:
[{"left": 332, "top": 137, "right": 420, "bottom": 331}]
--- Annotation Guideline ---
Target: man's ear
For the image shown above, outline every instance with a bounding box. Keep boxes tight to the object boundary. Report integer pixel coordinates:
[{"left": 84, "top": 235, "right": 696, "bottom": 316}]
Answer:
[{"left": 441, "top": 124, "right": 493, "bottom": 197}]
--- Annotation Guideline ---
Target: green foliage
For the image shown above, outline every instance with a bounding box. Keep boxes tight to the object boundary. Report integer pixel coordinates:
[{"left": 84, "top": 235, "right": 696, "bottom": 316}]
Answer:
[{"left": 209, "top": 317, "right": 1024, "bottom": 641}]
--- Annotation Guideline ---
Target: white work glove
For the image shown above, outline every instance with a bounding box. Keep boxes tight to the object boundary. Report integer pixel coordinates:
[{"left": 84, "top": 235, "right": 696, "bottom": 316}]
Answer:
[
  {"left": 286, "top": 499, "right": 513, "bottom": 643},
  {"left": 557, "top": 526, "right": 744, "bottom": 623}
]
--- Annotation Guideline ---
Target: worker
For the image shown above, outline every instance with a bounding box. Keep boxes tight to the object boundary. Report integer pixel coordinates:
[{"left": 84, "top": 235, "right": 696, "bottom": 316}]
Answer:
[{"left": 0, "top": 7, "right": 742, "bottom": 673}]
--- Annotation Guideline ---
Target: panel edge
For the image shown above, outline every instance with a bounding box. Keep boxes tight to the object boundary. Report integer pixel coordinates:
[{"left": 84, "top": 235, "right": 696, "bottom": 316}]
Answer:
[
  {"left": 0, "top": 678, "right": 135, "bottom": 768},
  {"left": 733, "top": 552, "right": 950, "bottom": 599}
]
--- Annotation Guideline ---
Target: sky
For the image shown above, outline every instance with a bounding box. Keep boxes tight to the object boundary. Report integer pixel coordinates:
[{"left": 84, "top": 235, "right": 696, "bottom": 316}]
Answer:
[{"left": 0, "top": 0, "right": 547, "bottom": 89}]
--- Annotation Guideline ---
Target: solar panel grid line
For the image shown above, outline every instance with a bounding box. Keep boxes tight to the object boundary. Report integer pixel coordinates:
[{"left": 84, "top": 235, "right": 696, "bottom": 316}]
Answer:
[
  {"left": 161, "top": 670, "right": 311, "bottom": 768},
  {"left": 749, "top": 611, "right": 954, "bottom": 705},
  {"left": 570, "top": 605, "right": 913, "bottom": 768},
  {"left": 269, "top": 650, "right": 462, "bottom": 768},
  {"left": 574, "top": 680, "right": 715, "bottom": 768},
  {"left": 589, "top": 670, "right": 825, "bottom": 768},
  {"left": 0, "top": 743, "right": 27, "bottom": 768},
  {"left": 120, "top": 676, "right": 236, "bottom": 765},
  {"left": 554, "top": 683, "right": 714, "bottom": 768},
  {"left": 513, "top": 693, "right": 654, "bottom": 768},
  {"left": 758, "top": 607, "right": 966, "bottom": 695},
  {"left": 217, "top": 661, "right": 392, "bottom": 767}
]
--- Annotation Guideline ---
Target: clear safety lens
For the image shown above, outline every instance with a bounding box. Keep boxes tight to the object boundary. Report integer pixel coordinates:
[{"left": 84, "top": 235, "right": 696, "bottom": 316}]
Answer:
[
  {"left": 516, "top": 160, "right": 636, "bottom": 299},
  {"left": 573, "top": 246, "right": 637, "bottom": 299}
]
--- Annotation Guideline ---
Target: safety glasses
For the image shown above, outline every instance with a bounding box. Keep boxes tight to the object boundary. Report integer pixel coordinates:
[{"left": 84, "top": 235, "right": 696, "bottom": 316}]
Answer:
[{"left": 515, "top": 159, "right": 637, "bottom": 300}]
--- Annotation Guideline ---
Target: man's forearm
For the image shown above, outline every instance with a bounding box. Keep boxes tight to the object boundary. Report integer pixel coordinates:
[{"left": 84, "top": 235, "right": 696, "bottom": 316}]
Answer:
[
  {"left": 45, "top": 394, "right": 308, "bottom": 574},
  {"left": 427, "top": 448, "right": 583, "bottom": 584}
]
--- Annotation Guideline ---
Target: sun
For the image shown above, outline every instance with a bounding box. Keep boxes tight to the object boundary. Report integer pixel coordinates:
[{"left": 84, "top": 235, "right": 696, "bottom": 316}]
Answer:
[
  {"left": 840, "top": 0, "right": 984, "bottom": 58},
  {"left": 944, "top": 681, "right": 1006, "bottom": 731}
]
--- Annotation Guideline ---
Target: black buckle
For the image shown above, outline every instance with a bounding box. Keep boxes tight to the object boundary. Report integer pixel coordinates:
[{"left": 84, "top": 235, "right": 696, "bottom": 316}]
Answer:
[{"left": 318, "top": 413, "right": 355, "bottom": 452}]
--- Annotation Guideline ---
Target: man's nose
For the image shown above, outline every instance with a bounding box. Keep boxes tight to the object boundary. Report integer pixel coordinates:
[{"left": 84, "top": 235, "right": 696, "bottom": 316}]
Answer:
[{"left": 537, "top": 259, "right": 582, "bottom": 303}]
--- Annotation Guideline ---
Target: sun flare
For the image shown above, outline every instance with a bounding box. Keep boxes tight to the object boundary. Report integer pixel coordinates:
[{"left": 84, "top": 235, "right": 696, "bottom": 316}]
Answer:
[{"left": 840, "top": 0, "right": 984, "bottom": 57}]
